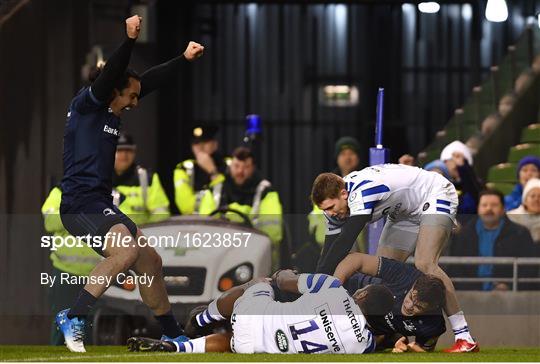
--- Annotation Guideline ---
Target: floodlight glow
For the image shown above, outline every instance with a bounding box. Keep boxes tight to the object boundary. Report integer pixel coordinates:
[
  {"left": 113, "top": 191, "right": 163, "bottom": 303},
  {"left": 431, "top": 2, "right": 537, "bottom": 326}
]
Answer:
[
  {"left": 418, "top": 2, "right": 440, "bottom": 14},
  {"left": 485, "top": 0, "right": 508, "bottom": 22}
]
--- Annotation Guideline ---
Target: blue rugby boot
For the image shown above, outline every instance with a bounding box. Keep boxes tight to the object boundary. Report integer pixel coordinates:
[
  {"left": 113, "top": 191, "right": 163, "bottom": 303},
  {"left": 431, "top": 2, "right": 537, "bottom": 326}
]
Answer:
[{"left": 56, "top": 309, "right": 86, "bottom": 352}]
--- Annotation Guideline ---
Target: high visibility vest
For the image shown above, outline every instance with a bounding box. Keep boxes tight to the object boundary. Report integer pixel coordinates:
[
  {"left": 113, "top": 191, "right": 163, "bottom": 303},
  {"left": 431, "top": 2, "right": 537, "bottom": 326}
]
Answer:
[
  {"left": 112, "top": 167, "right": 170, "bottom": 226},
  {"left": 173, "top": 158, "right": 230, "bottom": 214},
  {"left": 308, "top": 203, "right": 367, "bottom": 253},
  {"left": 198, "top": 178, "right": 283, "bottom": 269},
  {"left": 41, "top": 187, "right": 101, "bottom": 276}
]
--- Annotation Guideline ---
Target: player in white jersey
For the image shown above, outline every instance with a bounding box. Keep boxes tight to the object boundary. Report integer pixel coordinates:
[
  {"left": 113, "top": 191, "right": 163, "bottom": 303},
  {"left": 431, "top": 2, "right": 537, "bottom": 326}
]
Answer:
[
  {"left": 311, "top": 163, "right": 478, "bottom": 353},
  {"left": 127, "top": 272, "right": 395, "bottom": 354}
]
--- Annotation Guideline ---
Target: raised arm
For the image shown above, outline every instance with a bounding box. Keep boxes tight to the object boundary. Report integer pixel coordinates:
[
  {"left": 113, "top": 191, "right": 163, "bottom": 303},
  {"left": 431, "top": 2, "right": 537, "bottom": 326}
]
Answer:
[
  {"left": 91, "top": 15, "right": 141, "bottom": 102},
  {"left": 315, "top": 214, "right": 371, "bottom": 274},
  {"left": 139, "top": 41, "right": 204, "bottom": 98},
  {"left": 333, "top": 252, "right": 380, "bottom": 283}
]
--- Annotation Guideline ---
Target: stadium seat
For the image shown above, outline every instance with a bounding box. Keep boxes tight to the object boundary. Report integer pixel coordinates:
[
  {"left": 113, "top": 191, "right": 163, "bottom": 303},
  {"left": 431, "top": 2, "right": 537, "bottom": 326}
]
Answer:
[
  {"left": 487, "top": 163, "right": 517, "bottom": 183},
  {"left": 508, "top": 143, "right": 540, "bottom": 162},
  {"left": 486, "top": 182, "right": 516, "bottom": 195},
  {"left": 520, "top": 123, "right": 540, "bottom": 143}
]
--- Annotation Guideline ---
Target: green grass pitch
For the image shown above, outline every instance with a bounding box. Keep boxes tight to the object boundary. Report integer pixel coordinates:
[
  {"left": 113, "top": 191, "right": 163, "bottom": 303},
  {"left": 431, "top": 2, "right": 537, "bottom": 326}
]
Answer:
[{"left": 0, "top": 346, "right": 539, "bottom": 362}]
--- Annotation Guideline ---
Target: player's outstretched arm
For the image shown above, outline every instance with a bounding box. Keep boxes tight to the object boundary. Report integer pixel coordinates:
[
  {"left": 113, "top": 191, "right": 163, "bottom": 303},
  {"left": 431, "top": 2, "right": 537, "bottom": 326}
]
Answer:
[
  {"left": 91, "top": 15, "right": 141, "bottom": 102},
  {"left": 315, "top": 214, "right": 371, "bottom": 275},
  {"left": 139, "top": 41, "right": 204, "bottom": 98},
  {"left": 333, "top": 252, "right": 379, "bottom": 283}
]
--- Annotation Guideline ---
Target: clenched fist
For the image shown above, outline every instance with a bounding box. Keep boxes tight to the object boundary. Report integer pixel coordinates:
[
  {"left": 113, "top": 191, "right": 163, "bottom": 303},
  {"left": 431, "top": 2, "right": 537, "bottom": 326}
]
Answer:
[
  {"left": 183, "top": 41, "right": 204, "bottom": 61},
  {"left": 126, "top": 15, "right": 142, "bottom": 39}
]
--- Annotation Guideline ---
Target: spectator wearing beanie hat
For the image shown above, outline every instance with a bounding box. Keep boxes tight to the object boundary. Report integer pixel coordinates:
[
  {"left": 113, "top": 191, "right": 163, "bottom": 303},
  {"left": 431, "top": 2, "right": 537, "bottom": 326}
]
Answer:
[
  {"left": 508, "top": 178, "right": 540, "bottom": 243},
  {"left": 436, "top": 141, "right": 483, "bottom": 215},
  {"left": 333, "top": 136, "right": 361, "bottom": 177},
  {"left": 504, "top": 156, "right": 540, "bottom": 211}
]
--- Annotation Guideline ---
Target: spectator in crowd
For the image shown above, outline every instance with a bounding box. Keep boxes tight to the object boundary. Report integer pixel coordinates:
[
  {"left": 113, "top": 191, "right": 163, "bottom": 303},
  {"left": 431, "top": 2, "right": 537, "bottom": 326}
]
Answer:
[
  {"left": 333, "top": 136, "right": 361, "bottom": 176},
  {"left": 198, "top": 147, "right": 283, "bottom": 268},
  {"left": 450, "top": 189, "right": 536, "bottom": 291},
  {"left": 113, "top": 134, "right": 170, "bottom": 225},
  {"left": 508, "top": 178, "right": 540, "bottom": 243},
  {"left": 398, "top": 154, "right": 416, "bottom": 166},
  {"left": 505, "top": 156, "right": 540, "bottom": 211},
  {"left": 308, "top": 136, "right": 366, "bottom": 252},
  {"left": 174, "top": 125, "right": 229, "bottom": 215},
  {"left": 425, "top": 141, "right": 483, "bottom": 215}
]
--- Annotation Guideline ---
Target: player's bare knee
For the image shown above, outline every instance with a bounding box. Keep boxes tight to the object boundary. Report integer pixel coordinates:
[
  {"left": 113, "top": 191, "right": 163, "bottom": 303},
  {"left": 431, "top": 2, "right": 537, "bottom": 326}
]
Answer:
[
  {"left": 138, "top": 246, "right": 163, "bottom": 274},
  {"left": 121, "top": 245, "right": 140, "bottom": 270},
  {"left": 414, "top": 258, "right": 438, "bottom": 274}
]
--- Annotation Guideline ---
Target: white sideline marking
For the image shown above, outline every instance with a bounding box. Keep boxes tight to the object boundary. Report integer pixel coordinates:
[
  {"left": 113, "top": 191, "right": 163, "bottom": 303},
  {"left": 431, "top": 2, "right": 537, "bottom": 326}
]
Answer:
[{"left": 2, "top": 352, "right": 174, "bottom": 362}]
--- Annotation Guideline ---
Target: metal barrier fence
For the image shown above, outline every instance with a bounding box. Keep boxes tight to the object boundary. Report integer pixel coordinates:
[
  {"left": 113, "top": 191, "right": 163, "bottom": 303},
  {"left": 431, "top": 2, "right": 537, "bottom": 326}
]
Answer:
[{"left": 406, "top": 256, "right": 540, "bottom": 292}]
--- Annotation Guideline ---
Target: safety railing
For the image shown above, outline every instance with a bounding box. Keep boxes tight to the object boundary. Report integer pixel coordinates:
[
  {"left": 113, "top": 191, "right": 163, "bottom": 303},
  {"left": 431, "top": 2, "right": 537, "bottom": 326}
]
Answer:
[{"left": 407, "top": 256, "right": 540, "bottom": 292}]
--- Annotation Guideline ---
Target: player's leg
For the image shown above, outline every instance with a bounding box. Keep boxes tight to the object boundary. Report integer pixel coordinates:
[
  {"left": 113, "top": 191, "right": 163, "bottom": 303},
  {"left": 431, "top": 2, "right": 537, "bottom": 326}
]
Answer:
[
  {"left": 128, "top": 332, "right": 232, "bottom": 353},
  {"left": 82, "top": 223, "right": 140, "bottom": 297},
  {"left": 131, "top": 230, "right": 185, "bottom": 339},
  {"left": 376, "top": 218, "right": 417, "bottom": 262},
  {"left": 415, "top": 214, "right": 478, "bottom": 351},
  {"left": 190, "top": 278, "right": 270, "bottom": 333},
  {"left": 414, "top": 216, "right": 457, "bottom": 314},
  {"left": 56, "top": 221, "right": 140, "bottom": 352}
]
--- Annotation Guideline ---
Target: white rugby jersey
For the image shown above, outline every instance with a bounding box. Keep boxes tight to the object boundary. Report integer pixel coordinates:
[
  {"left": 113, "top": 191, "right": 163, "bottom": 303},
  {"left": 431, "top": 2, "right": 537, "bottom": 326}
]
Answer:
[
  {"left": 260, "top": 274, "right": 374, "bottom": 354},
  {"left": 325, "top": 164, "right": 455, "bottom": 234}
]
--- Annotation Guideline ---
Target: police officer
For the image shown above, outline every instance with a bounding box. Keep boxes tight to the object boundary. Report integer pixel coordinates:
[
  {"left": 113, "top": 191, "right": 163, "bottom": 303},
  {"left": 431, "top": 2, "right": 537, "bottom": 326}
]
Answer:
[
  {"left": 174, "top": 125, "right": 229, "bottom": 215},
  {"left": 198, "top": 147, "right": 283, "bottom": 267},
  {"left": 308, "top": 136, "right": 365, "bottom": 249},
  {"left": 113, "top": 133, "right": 170, "bottom": 225},
  {"left": 41, "top": 186, "right": 101, "bottom": 345}
]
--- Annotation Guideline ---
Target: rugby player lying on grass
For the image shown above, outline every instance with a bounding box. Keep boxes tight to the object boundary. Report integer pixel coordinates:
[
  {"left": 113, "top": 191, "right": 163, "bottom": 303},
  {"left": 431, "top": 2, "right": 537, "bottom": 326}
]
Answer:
[
  {"left": 334, "top": 252, "right": 447, "bottom": 353},
  {"left": 127, "top": 271, "right": 395, "bottom": 354}
]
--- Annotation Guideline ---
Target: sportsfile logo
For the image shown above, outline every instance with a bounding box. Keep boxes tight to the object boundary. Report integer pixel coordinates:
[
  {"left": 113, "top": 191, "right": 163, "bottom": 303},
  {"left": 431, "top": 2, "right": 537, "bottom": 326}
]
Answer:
[
  {"left": 103, "top": 125, "right": 119, "bottom": 136},
  {"left": 40, "top": 231, "right": 252, "bottom": 251}
]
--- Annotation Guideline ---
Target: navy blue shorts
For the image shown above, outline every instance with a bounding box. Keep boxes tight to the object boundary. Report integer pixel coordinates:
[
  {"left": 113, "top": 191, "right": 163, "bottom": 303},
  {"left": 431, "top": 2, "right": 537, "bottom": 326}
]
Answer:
[{"left": 60, "top": 196, "right": 138, "bottom": 256}]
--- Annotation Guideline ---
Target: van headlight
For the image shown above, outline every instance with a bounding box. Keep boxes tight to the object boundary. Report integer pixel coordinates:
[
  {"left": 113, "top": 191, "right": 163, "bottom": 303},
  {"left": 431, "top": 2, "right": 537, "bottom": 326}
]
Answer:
[
  {"left": 234, "top": 264, "right": 252, "bottom": 283},
  {"left": 218, "top": 263, "right": 254, "bottom": 291}
]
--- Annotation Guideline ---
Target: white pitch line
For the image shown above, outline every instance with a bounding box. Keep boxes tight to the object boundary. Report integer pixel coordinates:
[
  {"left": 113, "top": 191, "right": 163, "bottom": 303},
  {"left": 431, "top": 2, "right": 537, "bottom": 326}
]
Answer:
[{"left": 2, "top": 352, "right": 175, "bottom": 362}]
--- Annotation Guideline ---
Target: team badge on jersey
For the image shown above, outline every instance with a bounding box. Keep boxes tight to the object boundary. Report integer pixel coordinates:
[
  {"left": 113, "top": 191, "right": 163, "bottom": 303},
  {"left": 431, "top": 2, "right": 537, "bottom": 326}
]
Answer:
[{"left": 275, "top": 330, "right": 289, "bottom": 352}]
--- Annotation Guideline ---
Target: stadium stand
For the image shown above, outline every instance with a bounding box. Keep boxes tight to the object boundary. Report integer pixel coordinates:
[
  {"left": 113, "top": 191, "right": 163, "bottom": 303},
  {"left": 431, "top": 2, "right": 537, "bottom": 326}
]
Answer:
[{"left": 418, "top": 25, "right": 540, "bottom": 185}]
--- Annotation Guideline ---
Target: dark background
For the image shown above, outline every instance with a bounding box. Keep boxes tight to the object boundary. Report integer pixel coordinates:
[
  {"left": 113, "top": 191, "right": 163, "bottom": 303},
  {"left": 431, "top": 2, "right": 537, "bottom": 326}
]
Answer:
[{"left": 0, "top": 0, "right": 538, "bottom": 343}]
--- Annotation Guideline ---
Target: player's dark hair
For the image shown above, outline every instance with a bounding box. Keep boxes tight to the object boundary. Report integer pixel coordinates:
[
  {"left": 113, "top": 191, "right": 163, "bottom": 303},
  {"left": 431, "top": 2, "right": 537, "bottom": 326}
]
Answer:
[
  {"left": 232, "top": 146, "right": 254, "bottom": 162},
  {"left": 357, "top": 284, "right": 395, "bottom": 318},
  {"left": 478, "top": 188, "right": 505, "bottom": 207},
  {"left": 311, "top": 173, "right": 345, "bottom": 205},
  {"left": 413, "top": 274, "right": 446, "bottom": 312},
  {"left": 88, "top": 67, "right": 141, "bottom": 92}
]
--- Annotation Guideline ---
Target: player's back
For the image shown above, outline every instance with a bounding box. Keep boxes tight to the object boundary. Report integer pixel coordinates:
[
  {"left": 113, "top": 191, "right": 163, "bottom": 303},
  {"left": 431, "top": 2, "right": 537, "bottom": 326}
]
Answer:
[
  {"left": 343, "top": 164, "right": 447, "bottom": 222},
  {"left": 261, "top": 277, "right": 374, "bottom": 354}
]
